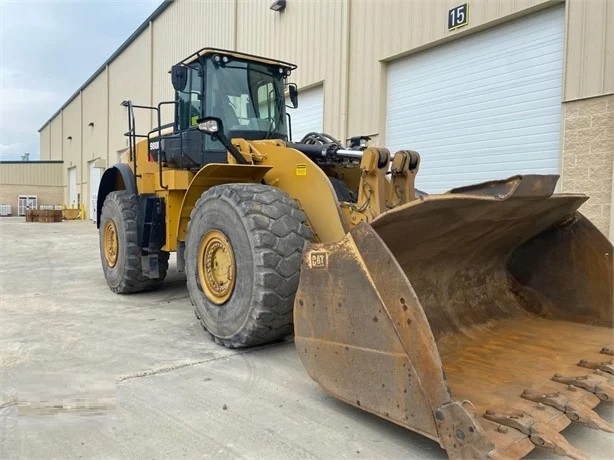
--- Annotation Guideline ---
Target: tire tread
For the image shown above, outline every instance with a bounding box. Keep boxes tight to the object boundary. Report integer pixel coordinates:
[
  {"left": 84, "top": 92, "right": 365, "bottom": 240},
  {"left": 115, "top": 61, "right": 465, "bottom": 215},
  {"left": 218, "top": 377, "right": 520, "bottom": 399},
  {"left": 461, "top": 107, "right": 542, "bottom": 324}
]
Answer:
[{"left": 187, "top": 184, "right": 312, "bottom": 348}]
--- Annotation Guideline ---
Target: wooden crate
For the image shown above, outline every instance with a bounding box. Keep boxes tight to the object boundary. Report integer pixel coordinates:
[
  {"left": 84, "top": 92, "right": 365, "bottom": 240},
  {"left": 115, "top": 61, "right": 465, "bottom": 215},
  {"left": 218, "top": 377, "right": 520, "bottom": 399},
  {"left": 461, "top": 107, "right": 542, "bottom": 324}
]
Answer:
[{"left": 25, "top": 210, "right": 62, "bottom": 223}]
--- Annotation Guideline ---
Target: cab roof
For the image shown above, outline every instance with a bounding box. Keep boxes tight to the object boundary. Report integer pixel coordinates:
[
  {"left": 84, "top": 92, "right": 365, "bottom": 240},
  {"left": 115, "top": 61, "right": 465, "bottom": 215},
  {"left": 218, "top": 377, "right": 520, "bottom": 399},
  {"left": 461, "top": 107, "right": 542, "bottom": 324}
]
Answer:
[{"left": 177, "top": 48, "right": 297, "bottom": 71}]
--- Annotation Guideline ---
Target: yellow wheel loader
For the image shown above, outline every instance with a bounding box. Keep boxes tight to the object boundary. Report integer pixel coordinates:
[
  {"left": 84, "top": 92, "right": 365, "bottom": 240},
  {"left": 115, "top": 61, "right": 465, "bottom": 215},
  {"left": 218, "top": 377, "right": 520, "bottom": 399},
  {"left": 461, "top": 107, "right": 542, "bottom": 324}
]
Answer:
[{"left": 97, "top": 48, "right": 613, "bottom": 459}]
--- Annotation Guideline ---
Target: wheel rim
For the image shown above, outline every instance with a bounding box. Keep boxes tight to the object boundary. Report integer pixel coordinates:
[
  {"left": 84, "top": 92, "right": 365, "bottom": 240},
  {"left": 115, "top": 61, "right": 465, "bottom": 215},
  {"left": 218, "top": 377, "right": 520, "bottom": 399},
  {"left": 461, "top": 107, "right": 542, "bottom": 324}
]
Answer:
[
  {"left": 198, "top": 230, "right": 236, "bottom": 305},
  {"left": 103, "top": 220, "right": 118, "bottom": 268}
]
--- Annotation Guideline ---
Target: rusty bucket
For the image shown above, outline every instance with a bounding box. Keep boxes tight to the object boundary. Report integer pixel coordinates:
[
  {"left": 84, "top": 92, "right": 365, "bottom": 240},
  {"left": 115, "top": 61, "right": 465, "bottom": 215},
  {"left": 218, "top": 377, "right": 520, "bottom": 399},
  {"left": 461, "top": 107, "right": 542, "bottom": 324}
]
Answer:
[{"left": 294, "top": 175, "right": 613, "bottom": 459}]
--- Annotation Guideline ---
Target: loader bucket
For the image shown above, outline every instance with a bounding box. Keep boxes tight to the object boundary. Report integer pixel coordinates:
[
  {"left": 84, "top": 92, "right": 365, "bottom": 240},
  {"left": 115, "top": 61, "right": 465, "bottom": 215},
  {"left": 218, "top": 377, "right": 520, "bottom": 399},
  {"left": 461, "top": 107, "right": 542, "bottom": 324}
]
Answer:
[{"left": 294, "top": 175, "right": 613, "bottom": 460}]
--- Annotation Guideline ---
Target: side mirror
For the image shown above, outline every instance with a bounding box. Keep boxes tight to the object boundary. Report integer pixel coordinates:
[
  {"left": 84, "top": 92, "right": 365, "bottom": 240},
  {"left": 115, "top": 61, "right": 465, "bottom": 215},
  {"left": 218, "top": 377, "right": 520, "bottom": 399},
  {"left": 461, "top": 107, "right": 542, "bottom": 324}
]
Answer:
[
  {"left": 288, "top": 83, "right": 298, "bottom": 109},
  {"left": 197, "top": 117, "right": 224, "bottom": 135},
  {"left": 171, "top": 65, "right": 188, "bottom": 92}
]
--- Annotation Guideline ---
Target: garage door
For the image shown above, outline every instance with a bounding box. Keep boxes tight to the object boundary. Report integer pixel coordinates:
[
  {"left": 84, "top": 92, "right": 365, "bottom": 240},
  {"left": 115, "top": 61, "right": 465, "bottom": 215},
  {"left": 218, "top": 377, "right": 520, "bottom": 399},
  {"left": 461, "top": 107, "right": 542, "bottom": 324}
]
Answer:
[
  {"left": 288, "top": 85, "right": 323, "bottom": 142},
  {"left": 68, "top": 167, "right": 77, "bottom": 208},
  {"left": 386, "top": 6, "right": 564, "bottom": 193}
]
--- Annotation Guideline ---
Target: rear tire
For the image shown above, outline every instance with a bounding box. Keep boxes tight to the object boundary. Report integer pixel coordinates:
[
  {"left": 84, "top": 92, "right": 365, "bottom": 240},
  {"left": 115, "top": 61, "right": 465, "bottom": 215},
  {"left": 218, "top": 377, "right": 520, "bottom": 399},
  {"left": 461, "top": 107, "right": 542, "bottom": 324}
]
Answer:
[
  {"left": 99, "top": 191, "right": 168, "bottom": 294},
  {"left": 186, "top": 184, "right": 312, "bottom": 348}
]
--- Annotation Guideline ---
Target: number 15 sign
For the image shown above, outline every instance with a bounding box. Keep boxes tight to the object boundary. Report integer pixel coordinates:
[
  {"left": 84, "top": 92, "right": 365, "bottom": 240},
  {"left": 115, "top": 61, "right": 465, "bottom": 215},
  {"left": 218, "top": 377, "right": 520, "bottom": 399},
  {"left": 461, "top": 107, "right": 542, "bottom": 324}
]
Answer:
[{"left": 448, "top": 3, "right": 469, "bottom": 31}]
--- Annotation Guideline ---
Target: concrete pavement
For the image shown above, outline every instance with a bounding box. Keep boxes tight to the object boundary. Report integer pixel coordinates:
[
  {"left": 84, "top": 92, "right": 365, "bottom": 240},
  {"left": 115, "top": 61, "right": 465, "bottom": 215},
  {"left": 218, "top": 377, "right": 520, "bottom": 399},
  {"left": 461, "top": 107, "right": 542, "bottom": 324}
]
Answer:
[{"left": 0, "top": 218, "right": 611, "bottom": 459}]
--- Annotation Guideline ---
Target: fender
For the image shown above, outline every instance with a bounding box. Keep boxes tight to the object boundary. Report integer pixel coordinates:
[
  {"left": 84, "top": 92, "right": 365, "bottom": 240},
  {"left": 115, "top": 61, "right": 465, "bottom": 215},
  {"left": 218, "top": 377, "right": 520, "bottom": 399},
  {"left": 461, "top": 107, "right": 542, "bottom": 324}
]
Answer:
[
  {"left": 175, "top": 163, "right": 273, "bottom": 244},
  {"left": 96, "top": 163, "right": 136, "bottom": 227}
]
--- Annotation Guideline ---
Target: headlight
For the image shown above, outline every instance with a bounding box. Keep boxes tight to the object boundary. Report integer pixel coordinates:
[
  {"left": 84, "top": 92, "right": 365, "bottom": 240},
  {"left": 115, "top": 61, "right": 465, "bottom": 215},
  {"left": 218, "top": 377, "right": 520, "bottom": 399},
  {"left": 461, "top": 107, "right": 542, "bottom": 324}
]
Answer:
[{"left": 198, "top": 120, "right": 219, "bottom": 133}]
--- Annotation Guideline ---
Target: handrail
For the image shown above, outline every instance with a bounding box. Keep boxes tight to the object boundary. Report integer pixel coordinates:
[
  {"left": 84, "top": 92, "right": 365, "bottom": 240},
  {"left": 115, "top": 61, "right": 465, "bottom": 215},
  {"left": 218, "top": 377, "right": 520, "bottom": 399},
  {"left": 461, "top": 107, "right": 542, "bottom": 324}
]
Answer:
[{"left": 121, "top": 100, "right": 175, "bottom": 192}]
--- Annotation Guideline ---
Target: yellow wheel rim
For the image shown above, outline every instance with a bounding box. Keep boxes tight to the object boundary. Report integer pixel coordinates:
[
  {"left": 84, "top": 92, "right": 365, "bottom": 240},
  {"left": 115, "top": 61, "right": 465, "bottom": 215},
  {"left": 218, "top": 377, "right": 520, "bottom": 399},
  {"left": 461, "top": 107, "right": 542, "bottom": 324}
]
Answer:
[
  {"left": 198, "top": 230, "right": 236, "bottom": 305},
  {"left": 103, "top": 220, "right": 118, "bottom": 268}
]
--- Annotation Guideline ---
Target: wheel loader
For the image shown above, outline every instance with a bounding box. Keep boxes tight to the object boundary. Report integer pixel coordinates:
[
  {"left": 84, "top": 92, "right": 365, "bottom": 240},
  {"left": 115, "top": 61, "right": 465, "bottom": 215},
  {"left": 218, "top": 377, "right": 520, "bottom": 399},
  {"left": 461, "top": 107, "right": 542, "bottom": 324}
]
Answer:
[{"left": 97, "top": 48, "right": 613, "bottom": 459}]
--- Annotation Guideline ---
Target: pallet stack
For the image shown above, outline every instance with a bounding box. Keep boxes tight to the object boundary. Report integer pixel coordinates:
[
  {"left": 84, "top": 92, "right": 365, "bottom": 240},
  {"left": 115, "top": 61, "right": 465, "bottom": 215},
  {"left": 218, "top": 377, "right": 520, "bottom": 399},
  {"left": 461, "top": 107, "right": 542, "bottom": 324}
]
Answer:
[{"left": 25, "top": 209, "right": 63, "bottom": 223}]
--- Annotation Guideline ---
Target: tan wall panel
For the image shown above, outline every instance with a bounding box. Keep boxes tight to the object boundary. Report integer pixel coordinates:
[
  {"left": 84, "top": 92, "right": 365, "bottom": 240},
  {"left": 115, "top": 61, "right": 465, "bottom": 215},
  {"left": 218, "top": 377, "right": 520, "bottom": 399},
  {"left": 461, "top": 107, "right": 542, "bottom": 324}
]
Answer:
[
  {"left": 347, "top": 0, "right": 556, "bottom": 140},
  {"left": 82, "top": 68, "right": 108, "bottom": 164},
  {"left": 0, "top": 185, "right": 64, "bottom": 209},
  {"left": 564, "top": 0, "right": 614, "bottom": 101},
  {"left": 152, "top": 0, "right": 235, "bottom": 126},
  {"left": 39, "top": 126, "right": 50, "bottom": 160},
  {"left": 237, "top": 0, "right": 349, "bottom": 140},
  {"left": 0, "top": 162, "right": 63, "bottom": 186},
  {"left": 109, "top": 31, "right": 151, "bottom": 157},
  {"left": 49, "top": 116, "right": 63, "bottom": 161},
  {"left": 62, "top": 96, "right": 82, "bottom": 177},
  {"left": 62, "top": 96, "right": 83, "bottom": 205}
]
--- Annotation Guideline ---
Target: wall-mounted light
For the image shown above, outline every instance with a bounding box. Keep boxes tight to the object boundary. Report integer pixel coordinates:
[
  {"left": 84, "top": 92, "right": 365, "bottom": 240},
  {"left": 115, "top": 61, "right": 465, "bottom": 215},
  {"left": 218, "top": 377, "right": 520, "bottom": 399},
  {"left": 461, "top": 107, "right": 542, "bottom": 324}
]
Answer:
[
  {"left": 270, "top": 0, "right": 286, "bottom": 12},
  {"left": 88, "top": 122, "right": 95, "bottom": 127},
  {"left": 67, "top": 136, "right": 73, "bottom": 140}
]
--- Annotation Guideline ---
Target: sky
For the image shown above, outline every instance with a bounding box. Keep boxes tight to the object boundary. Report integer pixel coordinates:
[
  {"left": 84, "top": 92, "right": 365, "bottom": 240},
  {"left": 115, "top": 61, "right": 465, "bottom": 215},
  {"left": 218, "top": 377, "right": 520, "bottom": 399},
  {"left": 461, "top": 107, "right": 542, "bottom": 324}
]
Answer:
[{"left": 0, "top": 0, "right": 163, "bottom": 161}]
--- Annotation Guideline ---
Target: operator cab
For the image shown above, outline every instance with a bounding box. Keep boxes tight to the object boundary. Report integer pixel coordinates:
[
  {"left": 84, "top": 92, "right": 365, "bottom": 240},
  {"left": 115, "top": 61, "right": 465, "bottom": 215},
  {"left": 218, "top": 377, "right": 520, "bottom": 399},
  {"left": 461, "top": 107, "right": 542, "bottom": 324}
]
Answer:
[{"left": 154, "top": 48, "right": 297, "bottom": 169}]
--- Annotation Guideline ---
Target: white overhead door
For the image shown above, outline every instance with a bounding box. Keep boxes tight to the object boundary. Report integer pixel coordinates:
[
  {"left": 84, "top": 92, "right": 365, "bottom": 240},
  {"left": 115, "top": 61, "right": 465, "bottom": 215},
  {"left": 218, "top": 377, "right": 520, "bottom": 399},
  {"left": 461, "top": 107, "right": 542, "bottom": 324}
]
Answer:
[
  {"left": 288, "top": 85, "right": 324, "bottom": 142},
  {"left": 89, "top": 162, "right": 102, "bottom": 221},
  {"left": 68, "top": 167, "right": 77, "bottom": 208},
  {"left": 386, "top": 6, "right": 564, "bottom": 193}
]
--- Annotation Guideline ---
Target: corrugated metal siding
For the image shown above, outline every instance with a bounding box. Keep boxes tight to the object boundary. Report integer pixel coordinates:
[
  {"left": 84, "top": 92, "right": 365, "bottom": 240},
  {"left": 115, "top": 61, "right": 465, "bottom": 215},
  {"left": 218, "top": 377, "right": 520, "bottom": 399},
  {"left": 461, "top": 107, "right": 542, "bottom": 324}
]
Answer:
[
  {"left": 82, "top": 69, "right": 108, "bottom": 163},
  {"left": 62, "top": 95, "right": 82, "bottom": 183},
  {"left": 347, "top": 0, "right": 555, "bottom": 140},
  {"left": 237, "top": 0, "right": 348, "bottom": 140},
  {"left": 39, "top": 126, "right": 50, "bottom": 160},
  {"left": 49, "top": 116, "right": 63, "bottom": 160},
  {"left": 0, "top": 163, "right": 63, "bottom": 186},
  {"left": 152, "top": 0, "right": 235, "bottom": 126},
  {"left": 108, "top": 31, "right": 151, "bottom": 155},
  {"left": 564, "top": 0, "right": 614, "bottom": 100},
  {"left": 36, "top": 0, "right": 613, "bottom": 181}
]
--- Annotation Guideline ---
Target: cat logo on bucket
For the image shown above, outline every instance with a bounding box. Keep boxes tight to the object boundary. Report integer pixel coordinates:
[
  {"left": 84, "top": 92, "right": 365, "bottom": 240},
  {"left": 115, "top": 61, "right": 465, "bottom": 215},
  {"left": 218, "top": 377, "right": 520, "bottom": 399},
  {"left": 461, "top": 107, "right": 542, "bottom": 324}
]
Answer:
[{"left": 309, "top": 251, "right": 328, "bottom": 269}]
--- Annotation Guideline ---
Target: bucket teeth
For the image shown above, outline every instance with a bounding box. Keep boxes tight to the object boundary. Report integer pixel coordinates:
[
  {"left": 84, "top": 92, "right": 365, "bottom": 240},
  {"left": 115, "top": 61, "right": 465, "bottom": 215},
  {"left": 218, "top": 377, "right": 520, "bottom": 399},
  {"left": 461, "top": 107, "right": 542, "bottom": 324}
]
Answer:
[
  {"left": 593, "top": 369, "right": 614, "bottom": 382},
  {"left": 600, "top": 347, "right": 614, "bottom": 357},
  {"left": 483, "top": 410, "right": 587, "bottom": 460},
  {"left": 521, "top": 389, "right": 614, "bottom": 432},
  {"left": 577, "top": 359, "right": 614, "bottom": 375},
  {"left": 551, "top": 373, "right": 614, "bottom": 401}
]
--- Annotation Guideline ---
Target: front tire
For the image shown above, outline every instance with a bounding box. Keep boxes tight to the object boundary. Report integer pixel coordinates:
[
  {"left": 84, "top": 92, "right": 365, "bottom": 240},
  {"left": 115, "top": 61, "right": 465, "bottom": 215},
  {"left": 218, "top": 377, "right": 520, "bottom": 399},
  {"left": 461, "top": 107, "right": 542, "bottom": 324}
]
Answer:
[
  {"left": 99, "top": 191, "right": 168, "bottom": 294},
  {"left": 186, "top": 184, "right": 312, "bottom": 348}
]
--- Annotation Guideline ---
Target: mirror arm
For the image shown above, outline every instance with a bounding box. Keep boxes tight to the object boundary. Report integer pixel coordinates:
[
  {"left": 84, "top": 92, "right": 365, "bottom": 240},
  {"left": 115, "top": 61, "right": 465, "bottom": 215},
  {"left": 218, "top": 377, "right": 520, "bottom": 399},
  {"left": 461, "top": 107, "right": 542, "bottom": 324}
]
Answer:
[{"left": 211, "top": 132, "right": 249, "bottom": 165}]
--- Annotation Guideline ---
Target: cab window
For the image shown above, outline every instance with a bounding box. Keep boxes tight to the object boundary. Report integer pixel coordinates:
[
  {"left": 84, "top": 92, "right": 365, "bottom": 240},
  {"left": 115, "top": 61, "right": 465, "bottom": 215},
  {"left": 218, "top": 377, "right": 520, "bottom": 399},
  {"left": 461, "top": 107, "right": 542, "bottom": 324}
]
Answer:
[{"left": 176, "top": 65, "right": 203, "bottom": 131}]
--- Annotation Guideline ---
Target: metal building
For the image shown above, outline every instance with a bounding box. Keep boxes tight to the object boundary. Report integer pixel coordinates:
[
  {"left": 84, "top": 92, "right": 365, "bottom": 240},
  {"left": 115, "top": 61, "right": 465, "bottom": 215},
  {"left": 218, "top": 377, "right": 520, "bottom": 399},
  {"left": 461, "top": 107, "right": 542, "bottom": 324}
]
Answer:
[
  {"left": 38, "top": 0, "right": 614, "bottom": 239},
  {"left": 0, "top": 161, "right": 64, "bottom": 215}
]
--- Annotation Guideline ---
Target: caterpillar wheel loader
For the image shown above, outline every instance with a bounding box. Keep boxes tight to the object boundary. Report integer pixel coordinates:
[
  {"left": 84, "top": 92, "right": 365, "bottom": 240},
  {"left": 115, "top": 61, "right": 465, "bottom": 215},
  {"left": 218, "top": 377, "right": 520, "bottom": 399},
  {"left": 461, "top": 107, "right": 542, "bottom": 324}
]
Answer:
[{"left": 96, "top": 48, "right": 613, "bottom": 459}]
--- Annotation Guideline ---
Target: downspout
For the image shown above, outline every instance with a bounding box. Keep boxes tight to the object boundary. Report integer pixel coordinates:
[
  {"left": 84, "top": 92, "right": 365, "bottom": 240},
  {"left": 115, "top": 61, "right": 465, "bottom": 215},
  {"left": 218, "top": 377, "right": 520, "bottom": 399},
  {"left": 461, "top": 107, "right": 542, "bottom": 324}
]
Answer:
[
  {"left": 106, "top": 65, "right": 110, "bottom": 167},
  {"left": 233, "top": 0, "right": 238, "bottom": 50},
  {"left": 340, "top": 0, "right": 351, "bottom": 142},
  {"left": 149, "top": 20, "right": 155, "bottom": 127},
  {"left": 61, "top": 110, "right": 66, "bottom": 205},
  {"left": 610, "top": 165, "right": 614, "bottom": 242},
  {"left": 79, "top": 90, "right": 85, "bottom": 218}
]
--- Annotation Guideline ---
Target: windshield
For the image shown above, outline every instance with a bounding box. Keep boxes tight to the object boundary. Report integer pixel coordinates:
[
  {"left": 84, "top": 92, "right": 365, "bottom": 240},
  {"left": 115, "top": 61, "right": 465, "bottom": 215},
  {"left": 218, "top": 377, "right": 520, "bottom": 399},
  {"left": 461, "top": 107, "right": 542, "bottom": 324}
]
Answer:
[{"left": 205, "top": 58, "right": 287, "bottom": 139}]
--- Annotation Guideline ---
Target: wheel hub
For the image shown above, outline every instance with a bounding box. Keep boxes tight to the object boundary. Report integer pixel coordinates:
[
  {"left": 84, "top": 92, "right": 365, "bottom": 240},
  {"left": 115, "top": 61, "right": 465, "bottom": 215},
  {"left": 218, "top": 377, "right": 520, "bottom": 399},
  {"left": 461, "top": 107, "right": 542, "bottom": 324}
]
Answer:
[
  {"left": 103, "top": 220, "right": 118, "bottom": 268},
  {"left": 198, "top": 230, "right": 236, "bottom": 305}
]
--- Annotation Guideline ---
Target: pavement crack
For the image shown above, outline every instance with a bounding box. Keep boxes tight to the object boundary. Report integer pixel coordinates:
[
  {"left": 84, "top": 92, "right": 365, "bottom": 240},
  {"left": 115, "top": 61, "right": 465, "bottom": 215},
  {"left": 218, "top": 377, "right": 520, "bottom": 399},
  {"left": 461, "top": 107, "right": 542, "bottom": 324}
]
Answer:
[
  {"left": 115, "top": 344, "right": 279, "bottom": 384},
  {"left": 0, "top": 397, "right": 18, "bottom": 410}
]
